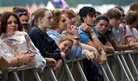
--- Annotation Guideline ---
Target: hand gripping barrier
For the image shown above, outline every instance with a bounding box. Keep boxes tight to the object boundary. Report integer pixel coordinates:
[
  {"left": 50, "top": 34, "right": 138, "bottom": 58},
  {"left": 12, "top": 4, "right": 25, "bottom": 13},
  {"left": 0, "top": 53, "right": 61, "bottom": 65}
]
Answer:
[{"left": 1, "top": 50, "right": 138, "bottom": 81}]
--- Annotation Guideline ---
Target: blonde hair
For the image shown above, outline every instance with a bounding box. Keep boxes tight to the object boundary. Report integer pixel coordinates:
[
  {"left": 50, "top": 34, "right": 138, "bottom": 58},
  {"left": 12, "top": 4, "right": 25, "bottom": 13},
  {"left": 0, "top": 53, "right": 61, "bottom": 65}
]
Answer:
[
  {"left": 125, "top": 11, "right": 138, "bottom": 25},
  {"left": 106, "top": 8, "right": 122, "bottom": 19},
  {"left": 52, "top": 10, "right": 63, "bottom": 29},
  {"left": 58, "top": 36, "right": 74, "bottom": 44},
  {"left": 30, "top": 8, "right": 49, "bottom": 26}
]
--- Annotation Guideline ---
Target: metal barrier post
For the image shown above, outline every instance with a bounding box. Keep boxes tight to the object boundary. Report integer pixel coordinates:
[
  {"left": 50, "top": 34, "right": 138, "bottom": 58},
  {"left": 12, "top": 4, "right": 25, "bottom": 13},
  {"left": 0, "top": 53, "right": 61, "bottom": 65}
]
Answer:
[
  {"left": 116, "top": 55, "right": 131, "bottom": 81},
  {"left": 76, "top": 61, "right": 87, "bottom": 81},
  {"left": 48, "top": 67, "right": 57, "bottom": 81},
  {"left": 21, "top": 71, "right": 24, "bottom": 81},
  {"left": 101, "top": 65, "right": 110, "bottom": 81},
  {"left": 13, "top": 72, "right": 20, "bottom": 81},
  {"left": 104, "top": 62, "right": 116, "bottom": 81},
  {"left": 32, "top": 69, "right": 42, "bottom": 81},
  {"left": 65, "top": 64, "right": 75, "bottom": 81},
  {"left": 128, "top": 54, "right": 138, "bottom": 76},
  {"left": 120, "top": 54, "right": 135, "bottom": 81}
]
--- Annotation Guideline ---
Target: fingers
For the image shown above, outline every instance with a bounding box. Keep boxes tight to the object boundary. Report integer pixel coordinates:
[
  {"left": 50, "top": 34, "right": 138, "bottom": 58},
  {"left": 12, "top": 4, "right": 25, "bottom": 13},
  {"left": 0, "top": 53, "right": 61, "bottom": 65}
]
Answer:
[{"left": 86, "top": 52, "right": 95, "bottom": 60}]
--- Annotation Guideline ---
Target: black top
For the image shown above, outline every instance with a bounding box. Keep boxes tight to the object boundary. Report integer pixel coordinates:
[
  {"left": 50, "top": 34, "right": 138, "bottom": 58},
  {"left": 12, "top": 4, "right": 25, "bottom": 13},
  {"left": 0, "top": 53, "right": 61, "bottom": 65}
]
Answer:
[
  {"left": 29, "top": 26, "right": 62, "bottom": 61},
  {"left": 98, "top": 35, "right": 108, "bottom": 45}
]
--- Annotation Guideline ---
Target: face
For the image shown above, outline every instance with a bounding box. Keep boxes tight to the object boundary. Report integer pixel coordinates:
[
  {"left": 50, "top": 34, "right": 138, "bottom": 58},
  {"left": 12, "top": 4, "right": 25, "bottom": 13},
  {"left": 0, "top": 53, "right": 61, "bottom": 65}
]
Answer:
[
  {"left": 109, "top": 18, "right": 121, "bottom": 28},
  {"left": 58, "top": 14, "right": 67, "bottom": 31},
  {"left": 58, "top": 40, "right": 73, "bottom": 55},
  {"left": 67, "top": 16, "right": 76, "bottom": 26},
  {"left": 96, "top": 20, "right": 109, "bottom": 35},
  {"left": 41, "top": 11, "right": 53, "bottom": 28},
  {"left": 6, "top": 15, "right": 18, "bottom": 34},
  {"left": 83, "top": 14, "right": 96, "bottom": 27},
  {"left": 19, "top": 15, "right": 29, "bottom": 22}
]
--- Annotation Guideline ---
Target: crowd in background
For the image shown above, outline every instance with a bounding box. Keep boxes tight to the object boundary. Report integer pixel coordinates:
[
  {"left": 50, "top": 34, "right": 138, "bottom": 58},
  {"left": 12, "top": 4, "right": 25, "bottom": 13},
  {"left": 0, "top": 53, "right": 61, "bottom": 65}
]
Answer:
[{"left": 0, "top": 2, "right": 138, "bottom": 81}]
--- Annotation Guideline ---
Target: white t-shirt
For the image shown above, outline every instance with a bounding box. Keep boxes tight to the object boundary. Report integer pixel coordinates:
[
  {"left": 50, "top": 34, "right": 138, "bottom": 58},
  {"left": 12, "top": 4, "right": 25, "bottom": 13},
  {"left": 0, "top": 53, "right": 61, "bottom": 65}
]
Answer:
[
  {"left": 112, "top": 26, "right": 124, "bottom": 45},
  {"left": 125, "top": 25, "right": 138, "bottom": 40}
]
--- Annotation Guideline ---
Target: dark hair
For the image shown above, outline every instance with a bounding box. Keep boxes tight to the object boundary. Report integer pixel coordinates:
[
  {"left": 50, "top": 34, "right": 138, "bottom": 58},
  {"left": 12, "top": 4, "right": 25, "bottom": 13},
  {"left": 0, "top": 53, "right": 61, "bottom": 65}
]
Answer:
[
  {"left": 114, "top": 6, "right": 124, "bottom": 11},
  {"left": 95, "top": 15, "right": 109, "bottom": 24},
  {"left": 96, "top": 11, "right": 102, "bottom": 17},
  {"left": 129, "top": 2, "right": 138, "bottom": 11},
  {"left": 12, "top": 6, "right": 29, "bottom": 20},
  {"left": 0, "top": 12, "right": 22, "bottom": 35},
  {"left": 79, "top": 6, "right": 96, "bottom": 22},
  {"left": 13, "top": 6, "right": 28, "bottom": 13}
]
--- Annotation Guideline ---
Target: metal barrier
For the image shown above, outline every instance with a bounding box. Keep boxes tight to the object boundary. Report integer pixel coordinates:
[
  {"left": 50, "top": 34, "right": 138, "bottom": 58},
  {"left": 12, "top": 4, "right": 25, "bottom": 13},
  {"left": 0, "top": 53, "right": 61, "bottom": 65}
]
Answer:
[{"left": 2, "top": 50, "right": 138, "bottom": 81}]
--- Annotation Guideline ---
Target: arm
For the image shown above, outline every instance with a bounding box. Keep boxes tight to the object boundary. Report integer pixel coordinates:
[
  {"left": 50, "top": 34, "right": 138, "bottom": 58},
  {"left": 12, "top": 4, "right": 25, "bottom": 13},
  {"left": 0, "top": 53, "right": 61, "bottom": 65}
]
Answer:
[
  {"left": 29, "top": 28, "right": 62, "bottom": 61},
  {"left": 9, "top": 53, "right": 35, "bottom": 67},
  {"left": 103, "top": 42, "right": 114, "bottom": 54}
]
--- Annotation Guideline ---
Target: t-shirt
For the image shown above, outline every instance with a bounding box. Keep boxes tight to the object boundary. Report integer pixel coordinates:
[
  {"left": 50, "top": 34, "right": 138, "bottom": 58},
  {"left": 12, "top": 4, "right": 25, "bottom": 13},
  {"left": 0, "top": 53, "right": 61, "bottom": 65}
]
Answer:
[
  {"left": 78, "top": 25, "right": 98, "bottom": 44},
  {"left": 98, "top": 35, "right": 108, "bottom": 45},
  {"left": 47, "top": 29, "right": 63, "bottom": 43},
  {"left": 125, "top": 25, "right": 138, "bottom": 40},
  {"left": 112, "top": 26, "right": 124, "bottom": 45}
]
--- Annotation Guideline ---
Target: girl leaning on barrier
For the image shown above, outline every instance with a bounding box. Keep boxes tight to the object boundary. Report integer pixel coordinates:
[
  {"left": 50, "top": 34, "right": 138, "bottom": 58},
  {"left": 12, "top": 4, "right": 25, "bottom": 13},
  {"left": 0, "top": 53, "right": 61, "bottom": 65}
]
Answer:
[
  {"left": 62, "top": 9, "right": 99, "bottom": 60},
  {"left": 29, "top": 8, "right": 65, "bottom": 71},
  {"left": 0, "top": 12, "right": 46, "bottom": 71},
  {"left": 47, "top": 9, "right": 99, "bottom": 61},
  {"left": 57, "top": 36, "right": 74, "bottom": 58}
]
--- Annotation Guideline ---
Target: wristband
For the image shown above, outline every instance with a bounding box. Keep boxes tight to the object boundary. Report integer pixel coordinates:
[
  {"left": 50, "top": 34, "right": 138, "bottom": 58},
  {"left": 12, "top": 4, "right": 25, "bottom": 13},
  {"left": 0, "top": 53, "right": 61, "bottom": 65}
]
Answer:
[{"left": 92, "top": 35, "right": 97, "bottom": 38}]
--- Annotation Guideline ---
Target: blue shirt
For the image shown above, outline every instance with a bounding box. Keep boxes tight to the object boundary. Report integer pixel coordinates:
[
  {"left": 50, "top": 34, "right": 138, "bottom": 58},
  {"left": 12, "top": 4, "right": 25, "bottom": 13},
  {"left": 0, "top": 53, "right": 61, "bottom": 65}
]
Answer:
[
  {"left": 78, "top": 25, "right": 98, "bottom": 44},
  {"left": 47, "top": 30, "right": 63, "bottom": 43}
]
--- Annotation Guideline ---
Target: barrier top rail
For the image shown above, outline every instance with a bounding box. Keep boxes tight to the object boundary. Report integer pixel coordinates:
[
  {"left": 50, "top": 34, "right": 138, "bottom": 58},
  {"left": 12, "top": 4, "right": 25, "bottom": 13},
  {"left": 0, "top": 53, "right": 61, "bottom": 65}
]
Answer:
[{"left": 8, "top": 50, "right": 138, "bottom": 72}]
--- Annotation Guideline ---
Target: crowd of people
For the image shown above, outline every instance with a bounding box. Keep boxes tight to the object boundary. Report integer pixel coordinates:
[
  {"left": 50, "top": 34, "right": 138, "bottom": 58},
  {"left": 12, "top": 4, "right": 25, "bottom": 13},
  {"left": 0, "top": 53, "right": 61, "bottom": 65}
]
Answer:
[{"left": 0, "top": 2, "right": 138, "bottom": 81}]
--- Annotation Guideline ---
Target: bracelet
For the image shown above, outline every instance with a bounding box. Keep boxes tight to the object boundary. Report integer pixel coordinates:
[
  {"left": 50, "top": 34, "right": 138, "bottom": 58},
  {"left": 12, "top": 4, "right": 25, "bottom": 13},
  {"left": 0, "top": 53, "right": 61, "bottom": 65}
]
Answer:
[
  {"left": 92, "top": 35, "right": 97, "bottom": 38},
  {"left": 17, "top": 57, "right": 22, "bottom": 66}
]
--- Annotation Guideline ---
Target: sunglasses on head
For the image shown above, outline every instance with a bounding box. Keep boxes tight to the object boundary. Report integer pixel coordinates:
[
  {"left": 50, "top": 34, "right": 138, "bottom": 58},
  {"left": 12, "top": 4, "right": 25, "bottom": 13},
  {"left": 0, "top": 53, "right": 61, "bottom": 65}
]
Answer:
[{"left": 17, "top": 12, "right": 29, "bottom": 16}]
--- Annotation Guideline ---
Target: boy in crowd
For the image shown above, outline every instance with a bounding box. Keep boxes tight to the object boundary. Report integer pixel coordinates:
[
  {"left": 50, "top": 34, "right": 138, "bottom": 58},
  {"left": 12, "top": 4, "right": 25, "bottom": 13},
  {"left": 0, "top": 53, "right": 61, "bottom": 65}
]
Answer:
[
  {"left": 129, "top": 2, "right": 138, "bottom": 30},
  {"left": 95, "top": 15, "right": 114, "bottom": 54},
  {"left": 105, "top": 8, "right": 138, "bottom": 51},
  {"left": 78, "top": 6, "right": 107, "bottom": 64}
]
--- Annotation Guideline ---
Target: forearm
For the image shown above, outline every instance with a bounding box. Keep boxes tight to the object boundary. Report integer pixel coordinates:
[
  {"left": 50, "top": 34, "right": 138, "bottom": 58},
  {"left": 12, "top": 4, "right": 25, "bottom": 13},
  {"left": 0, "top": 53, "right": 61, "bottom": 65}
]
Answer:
[
  {"left": 90, "top": 33, "right": 103, "bottom": 52},
  {"left": 9, "top": 57, "right": 18, "bottom": 67},
  {"left": 105, "top": 46, "right": 115, "bottom": 54}
]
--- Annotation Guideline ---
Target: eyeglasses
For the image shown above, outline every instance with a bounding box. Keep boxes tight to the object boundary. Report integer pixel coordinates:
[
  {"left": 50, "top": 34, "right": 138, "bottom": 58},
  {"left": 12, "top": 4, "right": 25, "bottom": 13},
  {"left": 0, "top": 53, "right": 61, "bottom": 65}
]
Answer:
[{"left": 17, "top": 12, "right": 29, "bottom": 17}]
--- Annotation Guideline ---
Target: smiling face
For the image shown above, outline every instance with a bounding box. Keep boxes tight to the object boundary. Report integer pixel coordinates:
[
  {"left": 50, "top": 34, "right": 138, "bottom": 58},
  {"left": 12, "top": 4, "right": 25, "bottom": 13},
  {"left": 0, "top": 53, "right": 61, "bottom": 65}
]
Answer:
[
  {"left": 6, "top": 15, "right": 19, "bottom": 34},
  {"left": 58, "top": 40, "right": 73, "bottom": 55}
]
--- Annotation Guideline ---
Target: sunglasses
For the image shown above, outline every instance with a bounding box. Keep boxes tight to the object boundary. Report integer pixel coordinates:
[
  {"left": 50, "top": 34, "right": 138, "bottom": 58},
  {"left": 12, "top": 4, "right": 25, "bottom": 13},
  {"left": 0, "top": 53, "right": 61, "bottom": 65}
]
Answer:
[{"left": 17, "top": 12, "right": 29, "bottom": 17}]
